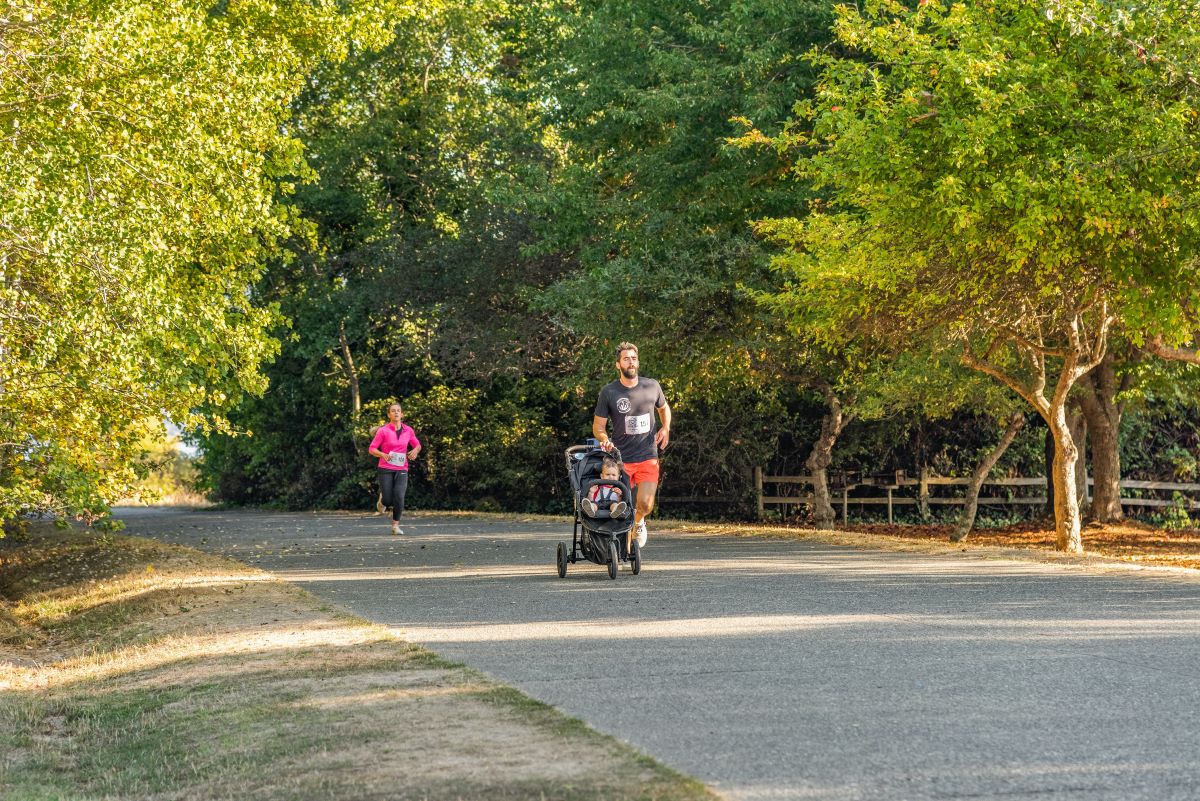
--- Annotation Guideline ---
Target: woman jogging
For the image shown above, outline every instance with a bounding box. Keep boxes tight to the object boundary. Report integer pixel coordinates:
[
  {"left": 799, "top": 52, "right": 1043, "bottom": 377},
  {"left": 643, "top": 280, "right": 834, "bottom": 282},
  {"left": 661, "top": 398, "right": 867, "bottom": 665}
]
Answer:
[{"left": 368, "top": 402, "right": 422, "bottom": 535}]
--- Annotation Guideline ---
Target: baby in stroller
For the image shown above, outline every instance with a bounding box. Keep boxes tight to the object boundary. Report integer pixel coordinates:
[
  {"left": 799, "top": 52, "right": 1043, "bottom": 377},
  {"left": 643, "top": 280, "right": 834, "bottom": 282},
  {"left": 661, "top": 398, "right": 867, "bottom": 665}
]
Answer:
[
  {"left": 558, "top": 443, "right": 641, "bottom": 579},
  {"left": 580, "top": 457, "right": 629, "bottom": 519}
]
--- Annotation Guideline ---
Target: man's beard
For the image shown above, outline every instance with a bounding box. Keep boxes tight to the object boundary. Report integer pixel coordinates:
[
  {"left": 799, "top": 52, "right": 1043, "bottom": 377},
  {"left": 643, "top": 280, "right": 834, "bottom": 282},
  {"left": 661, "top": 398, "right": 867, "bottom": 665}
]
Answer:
[{"left": 621, "top": 367, "right": 638, "bottom": 379}]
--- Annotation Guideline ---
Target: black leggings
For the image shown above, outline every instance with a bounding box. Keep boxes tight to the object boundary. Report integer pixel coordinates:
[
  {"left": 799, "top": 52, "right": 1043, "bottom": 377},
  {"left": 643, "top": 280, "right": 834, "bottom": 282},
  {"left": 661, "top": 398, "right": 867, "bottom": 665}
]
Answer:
[{"left": 377, "top": 469, "right": 409, "bottom": 522}]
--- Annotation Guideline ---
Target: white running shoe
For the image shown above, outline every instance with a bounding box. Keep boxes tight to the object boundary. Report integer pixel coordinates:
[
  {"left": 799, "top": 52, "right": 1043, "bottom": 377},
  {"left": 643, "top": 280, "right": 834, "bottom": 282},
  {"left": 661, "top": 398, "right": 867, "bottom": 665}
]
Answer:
[
  {"left": 391, "top": 521, "right": 402, "bottom": 535},
  {"left": 636, "top": 520, "right": 647, "bottom": 548}
]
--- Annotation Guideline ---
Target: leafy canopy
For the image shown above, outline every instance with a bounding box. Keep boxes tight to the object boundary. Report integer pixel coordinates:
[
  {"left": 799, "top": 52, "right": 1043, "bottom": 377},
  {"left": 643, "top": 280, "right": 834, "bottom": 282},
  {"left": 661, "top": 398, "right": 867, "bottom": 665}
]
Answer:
[
  {"left": 752, "top": 0, "right": 1200, "bottom": 357},
  {"left": 0, "top": 0, "right": 396, "bottom": 520},
  {"left": 524, "top": 0, "right": 835, "bottom": 385}
]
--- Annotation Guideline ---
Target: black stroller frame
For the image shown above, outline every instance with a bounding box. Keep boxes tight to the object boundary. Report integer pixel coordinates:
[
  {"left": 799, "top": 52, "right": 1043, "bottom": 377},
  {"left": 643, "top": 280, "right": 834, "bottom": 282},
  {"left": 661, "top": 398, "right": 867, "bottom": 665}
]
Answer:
[{"left": 557, "top": 443, "right": 642, "bottom": 580}]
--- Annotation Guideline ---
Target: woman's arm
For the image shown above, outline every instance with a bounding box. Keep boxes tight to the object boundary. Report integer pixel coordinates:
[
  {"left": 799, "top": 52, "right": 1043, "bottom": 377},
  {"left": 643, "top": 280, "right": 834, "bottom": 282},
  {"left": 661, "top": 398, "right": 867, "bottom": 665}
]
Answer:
[{"left": 368, "top": 429, "right": 386, "bottom": 459}]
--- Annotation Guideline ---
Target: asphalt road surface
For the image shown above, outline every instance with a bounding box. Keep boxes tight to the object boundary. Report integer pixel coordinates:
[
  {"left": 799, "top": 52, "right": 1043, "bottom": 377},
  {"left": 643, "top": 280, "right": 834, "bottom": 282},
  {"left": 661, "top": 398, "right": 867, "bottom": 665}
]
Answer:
[{"left": 119, "top": 507, "right": 1200, "bottom": 801}]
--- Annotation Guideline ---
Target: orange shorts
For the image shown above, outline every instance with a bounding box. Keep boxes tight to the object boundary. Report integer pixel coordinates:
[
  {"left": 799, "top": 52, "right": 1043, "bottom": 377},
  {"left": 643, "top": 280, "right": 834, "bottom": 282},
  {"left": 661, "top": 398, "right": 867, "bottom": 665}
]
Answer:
[{"left": 624, "top": 458, "right": 660, "bottom": 486}]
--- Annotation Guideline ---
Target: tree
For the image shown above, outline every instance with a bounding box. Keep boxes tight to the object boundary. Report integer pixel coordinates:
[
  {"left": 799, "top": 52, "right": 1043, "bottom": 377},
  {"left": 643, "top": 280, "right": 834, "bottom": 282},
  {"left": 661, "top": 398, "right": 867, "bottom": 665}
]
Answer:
[
  {"left": 750, "top": 0, "right": 1200, "bottom": 552},
  {"left": 0, "top": 0, "right": 394, "bottom": 522},
  {"left": 523, "top": 0, "right": 835, "bottom": 381},
  {"left": 197, "top": 1, "right": 584, "bottom": 509},
  {"left": 1074, "top": 344, "right": 1143, "bottom": 522},
  {"left": 848, "top": 349, "right": 1028, "bottom": 541},
  {"left": 952, "top": 411, "right": 1025, "bottom": 541}
]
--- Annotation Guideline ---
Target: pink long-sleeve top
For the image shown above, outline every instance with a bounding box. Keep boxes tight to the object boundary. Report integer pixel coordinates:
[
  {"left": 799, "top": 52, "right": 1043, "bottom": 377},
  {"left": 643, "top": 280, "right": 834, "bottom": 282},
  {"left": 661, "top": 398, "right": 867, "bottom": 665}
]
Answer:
[{"left": 369, "top": 423, "right": 420, "bottom": 471}]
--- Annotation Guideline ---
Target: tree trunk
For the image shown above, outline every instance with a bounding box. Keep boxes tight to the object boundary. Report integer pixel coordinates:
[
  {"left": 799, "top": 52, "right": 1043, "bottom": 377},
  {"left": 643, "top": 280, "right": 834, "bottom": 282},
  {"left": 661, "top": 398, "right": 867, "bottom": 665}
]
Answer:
[
  {"left": 1077, "top": 355, "right": 1124, "bottom": 522},
  {"left": 337, "top": 321, "right": 362, "bottom": 419},
  {"left": 805, "top": 387, "right": 851, "bottom": 529},
  {"left": 960, "top": 305, "right": 1115, "bottom": 553},
  {"left": 951, "top": 412, "right": 1025, "bottom": 542},
  {"left": 1085, "top": 409, "right": 1121, "bottom": 520},
  {"left": 337, "top": 321, "right": 366, "bottom": 453},
  {"left": 1049, "top": 403, "right": 1084, "bottom": 554},
  {"left": 1068, "top": 401, "right": 1088, "bottom": 511},
  {"left": 918, "top": 466, "right": 930, "bottom": 521},
  {"left": 807, "top": 455, "right": 835, "bottom": 528},
  {"left": 1044, "top": 426, "right": 1055, "bottom": 518}
]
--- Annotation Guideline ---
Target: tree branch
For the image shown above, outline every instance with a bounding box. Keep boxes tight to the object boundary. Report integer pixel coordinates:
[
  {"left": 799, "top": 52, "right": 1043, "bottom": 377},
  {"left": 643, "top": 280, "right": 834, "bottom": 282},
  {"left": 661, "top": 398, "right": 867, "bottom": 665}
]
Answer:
[
  {"left": 1145, "top": 335, "right": 1200, "bottom": 365},
  {"left": 961, "top": 341, "right": 1047, "bottom": 415}
]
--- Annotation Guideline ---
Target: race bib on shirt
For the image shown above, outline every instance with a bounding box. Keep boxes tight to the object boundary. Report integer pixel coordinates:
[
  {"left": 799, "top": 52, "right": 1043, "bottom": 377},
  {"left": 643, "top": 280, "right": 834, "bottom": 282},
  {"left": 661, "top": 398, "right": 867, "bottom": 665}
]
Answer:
[
  {"left": 386, "top": 452, "right": 407, "bottom": 467},
  {"left": 625, "top": 413, "right": 651, "bottom": 435}
]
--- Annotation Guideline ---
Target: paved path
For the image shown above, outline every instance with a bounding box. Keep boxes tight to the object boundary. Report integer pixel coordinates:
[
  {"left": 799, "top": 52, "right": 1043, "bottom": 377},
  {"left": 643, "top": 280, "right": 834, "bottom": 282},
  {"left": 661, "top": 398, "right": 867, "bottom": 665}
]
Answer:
[{"left": 119, "top": 507, "right": 1200, "bottom": 801}]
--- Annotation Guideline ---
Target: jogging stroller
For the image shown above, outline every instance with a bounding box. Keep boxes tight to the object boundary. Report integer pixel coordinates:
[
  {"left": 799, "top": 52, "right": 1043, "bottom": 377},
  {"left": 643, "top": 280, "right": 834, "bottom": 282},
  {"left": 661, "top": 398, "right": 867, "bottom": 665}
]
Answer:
[{"left": 557, "top": 443, "right": 641, "bottom": 580}]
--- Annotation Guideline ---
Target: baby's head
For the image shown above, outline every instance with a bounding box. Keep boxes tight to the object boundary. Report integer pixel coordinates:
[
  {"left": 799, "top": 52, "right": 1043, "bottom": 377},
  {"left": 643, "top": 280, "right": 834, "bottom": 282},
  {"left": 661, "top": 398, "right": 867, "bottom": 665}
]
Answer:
[{"left": 600, "top": 458, "right": 620, "bottom": 482}]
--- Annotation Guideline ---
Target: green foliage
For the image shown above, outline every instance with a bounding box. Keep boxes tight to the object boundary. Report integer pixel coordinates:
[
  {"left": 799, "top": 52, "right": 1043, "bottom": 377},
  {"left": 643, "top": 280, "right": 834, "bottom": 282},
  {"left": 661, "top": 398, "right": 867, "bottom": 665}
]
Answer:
[
  {"left": 400, "top": 385, "right": 565, "bottom": 510},
  {"left": 1155, "top": 493, "right": 1195, "bottom": 532},
  {"left": 66, "top": 0, "right": 1200, "bottom": 522},
  {"left": 524, "top": 0, "right": 836, "bottom": 384},
  {"left": 739, "top": 0, "right": 1200, "bottom": 546},
  {"left": 280, "top": 0, "right": 575, "bottom": 384},
  {"left": 3, "top": 519, "right": 31, "bottom": 543},
  {"left": 1121, "top": 393, "right": 1200, "bottom": 482},
  {"left": 751, "top": 0, "right": 1200, "bottom": 374},
  {"left": 92, "top": 517, "right": 124, "bottom": 534},
  {"left": 658, "top": 386, "right": 798, "bottom": 515},
  {"left": 195, "top": 1, "right": 588, "bottom": 511},
  {"left": 0, "top": 0, "right": 397, "bottom": 522}
]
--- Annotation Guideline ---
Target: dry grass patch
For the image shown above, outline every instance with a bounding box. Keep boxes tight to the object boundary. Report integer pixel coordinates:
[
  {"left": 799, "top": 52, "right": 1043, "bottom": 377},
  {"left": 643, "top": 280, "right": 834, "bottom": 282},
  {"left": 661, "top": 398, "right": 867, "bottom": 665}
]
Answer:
[
  {"left": 0, "top": 528, "right": 714, "bottom": 801},
  {"left": 848, "top": 519, "right": 1200, "bottom": 570},
  {"left": 665, "top": 515, "right": 1200, "bottom": 575}
]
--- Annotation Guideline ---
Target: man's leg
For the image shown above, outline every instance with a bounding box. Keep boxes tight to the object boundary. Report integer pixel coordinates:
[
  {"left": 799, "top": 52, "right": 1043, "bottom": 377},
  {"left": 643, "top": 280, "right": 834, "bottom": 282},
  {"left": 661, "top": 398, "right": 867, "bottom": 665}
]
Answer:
[
  {"left": 623, "top": 459, "right": 661, "bottom": 551},
  {"left": 624, "top": 482, "right": 652, "bottom": 556},
  {"left": 634, "top": 481, "right": 657, "bottom": 526},
  {"left": 632, "top": 480, "right": 657, "bottom": 548}
]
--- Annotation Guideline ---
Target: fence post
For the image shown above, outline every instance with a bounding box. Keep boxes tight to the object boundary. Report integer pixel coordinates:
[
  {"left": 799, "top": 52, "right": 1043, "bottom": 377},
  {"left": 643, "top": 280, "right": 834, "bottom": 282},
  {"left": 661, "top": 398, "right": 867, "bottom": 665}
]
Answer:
[
  {"left": 754, "top": 466, "right": 764, "bottom": 519},
  {"left": 886, "top": 487, "right": 893, "bottom": 524},
  {"left": 842, "top": 486, "right": 848, "bottom": 525},
  {"left": 918, "top": 466, "right": 930, "bottom": 520}
]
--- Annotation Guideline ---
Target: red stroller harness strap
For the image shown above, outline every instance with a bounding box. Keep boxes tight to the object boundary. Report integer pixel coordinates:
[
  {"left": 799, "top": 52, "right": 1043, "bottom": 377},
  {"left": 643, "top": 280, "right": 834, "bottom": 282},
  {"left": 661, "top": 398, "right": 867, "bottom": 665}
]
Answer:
[{"left": 589, "top": 484, "right": 622, "bottom": 504}]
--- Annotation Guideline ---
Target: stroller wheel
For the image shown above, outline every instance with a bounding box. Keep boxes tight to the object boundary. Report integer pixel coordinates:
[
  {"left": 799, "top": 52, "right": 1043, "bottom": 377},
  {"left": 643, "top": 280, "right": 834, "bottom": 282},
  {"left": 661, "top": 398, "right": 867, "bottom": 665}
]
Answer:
[
  {"left": 607, "top": 540, "right": 619, "bottom": 580},
  {"left": 556, "top": 542, "right": 568, "bottom": 578},
  {"left": 630, "top": 539, "right": 641, "bottom": 575}
]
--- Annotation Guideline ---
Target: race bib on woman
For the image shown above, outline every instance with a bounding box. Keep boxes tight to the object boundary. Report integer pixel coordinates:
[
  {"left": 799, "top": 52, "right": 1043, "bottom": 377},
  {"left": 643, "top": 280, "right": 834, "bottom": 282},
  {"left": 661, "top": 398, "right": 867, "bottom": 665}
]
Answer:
[{"left": 386, "top": 451, "right": 407, "bottom": 467}]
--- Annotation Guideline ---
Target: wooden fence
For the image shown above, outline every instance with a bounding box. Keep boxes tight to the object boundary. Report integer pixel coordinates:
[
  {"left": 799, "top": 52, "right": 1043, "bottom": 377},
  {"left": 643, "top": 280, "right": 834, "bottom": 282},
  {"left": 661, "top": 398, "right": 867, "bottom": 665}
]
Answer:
[{"left": 753, "top": 468, "right": 1200, "bottom": 524}]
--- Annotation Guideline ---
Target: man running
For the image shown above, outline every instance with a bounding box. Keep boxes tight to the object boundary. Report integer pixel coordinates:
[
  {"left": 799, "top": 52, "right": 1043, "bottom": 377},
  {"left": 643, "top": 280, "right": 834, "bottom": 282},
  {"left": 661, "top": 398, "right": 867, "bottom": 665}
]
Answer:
[{"left": 593, "top": 342, "right": 671, "bottom": 551}]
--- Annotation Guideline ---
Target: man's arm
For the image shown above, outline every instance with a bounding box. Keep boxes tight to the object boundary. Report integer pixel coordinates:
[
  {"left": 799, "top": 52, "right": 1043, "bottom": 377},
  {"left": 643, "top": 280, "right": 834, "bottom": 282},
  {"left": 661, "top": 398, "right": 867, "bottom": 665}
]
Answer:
[
  {"left": 654, "top": 403, "right": 672, "bottom": 451},
  {"left": 593, "top": 415, "right": 612, "bottom": 449}
]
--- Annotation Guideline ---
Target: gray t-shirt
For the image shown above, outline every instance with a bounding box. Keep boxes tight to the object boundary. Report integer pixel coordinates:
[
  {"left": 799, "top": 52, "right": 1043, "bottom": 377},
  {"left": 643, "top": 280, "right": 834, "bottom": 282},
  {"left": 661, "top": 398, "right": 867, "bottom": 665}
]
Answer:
[{"left": 594, "top": 378, "right": 667, "bottom": 463}]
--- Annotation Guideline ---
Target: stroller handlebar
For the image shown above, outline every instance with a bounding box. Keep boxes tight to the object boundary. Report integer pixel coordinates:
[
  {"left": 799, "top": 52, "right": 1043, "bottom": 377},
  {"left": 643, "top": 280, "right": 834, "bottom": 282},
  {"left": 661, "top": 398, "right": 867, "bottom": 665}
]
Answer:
[
  {"left": 564, "top": 442, "right": 623, "bottom": 474},
  {"left": 565, "top": 442, "right": 622, "bottom": 460}
]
